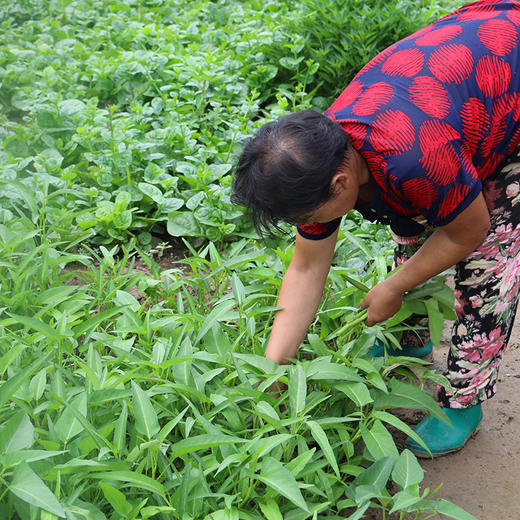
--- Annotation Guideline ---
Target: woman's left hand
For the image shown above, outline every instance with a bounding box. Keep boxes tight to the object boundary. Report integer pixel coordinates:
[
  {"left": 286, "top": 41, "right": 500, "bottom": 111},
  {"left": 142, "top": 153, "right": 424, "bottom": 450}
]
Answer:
[{"left": 360, "top": 280, "right": 404, "bottom": 326}]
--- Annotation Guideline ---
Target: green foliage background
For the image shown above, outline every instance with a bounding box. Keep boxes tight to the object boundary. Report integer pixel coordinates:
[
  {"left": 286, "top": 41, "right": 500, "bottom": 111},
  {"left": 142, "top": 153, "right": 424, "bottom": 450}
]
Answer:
[
  {"left": 0, "top": 1, "right": 473, "bottom": 519},
  {"left": 1, "top": 0, "right": 459, "bottom": 245}
]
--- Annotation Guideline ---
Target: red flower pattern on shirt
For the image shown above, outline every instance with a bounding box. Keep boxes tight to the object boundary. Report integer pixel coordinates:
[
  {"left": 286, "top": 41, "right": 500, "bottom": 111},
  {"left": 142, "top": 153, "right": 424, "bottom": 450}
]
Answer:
[
  {"left": 298, "top": 0, "right": 520, "bottom": 240},
  {"left": 409, "top": 76, "right": 451, "bottom": 118}
]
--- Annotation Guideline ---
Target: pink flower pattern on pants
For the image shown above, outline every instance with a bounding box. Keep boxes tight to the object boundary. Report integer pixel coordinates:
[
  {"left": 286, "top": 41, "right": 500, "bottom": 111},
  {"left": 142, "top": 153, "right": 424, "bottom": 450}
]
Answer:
[{"left": 394, "top": 153, "right": 520, "bottom": 408}]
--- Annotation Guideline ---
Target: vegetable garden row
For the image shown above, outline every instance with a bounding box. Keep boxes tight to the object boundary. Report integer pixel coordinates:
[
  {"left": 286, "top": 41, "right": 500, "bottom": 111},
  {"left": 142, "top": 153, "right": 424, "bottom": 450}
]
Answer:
[{"left": 0, "top": 1, "right": 477, "bottom": 519}]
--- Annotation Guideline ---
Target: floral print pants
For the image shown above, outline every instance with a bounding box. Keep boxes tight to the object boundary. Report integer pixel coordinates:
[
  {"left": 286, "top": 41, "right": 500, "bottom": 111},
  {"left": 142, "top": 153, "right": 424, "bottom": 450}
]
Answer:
[{"left": 393, "top": 155, "right": 520, "bottom": 409}]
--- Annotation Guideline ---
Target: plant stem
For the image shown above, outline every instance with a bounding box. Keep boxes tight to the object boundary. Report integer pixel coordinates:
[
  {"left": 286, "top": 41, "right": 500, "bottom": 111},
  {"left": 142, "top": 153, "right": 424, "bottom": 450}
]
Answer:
[{"left": 336, "top": 309, "right": 369, "bottom": 337}]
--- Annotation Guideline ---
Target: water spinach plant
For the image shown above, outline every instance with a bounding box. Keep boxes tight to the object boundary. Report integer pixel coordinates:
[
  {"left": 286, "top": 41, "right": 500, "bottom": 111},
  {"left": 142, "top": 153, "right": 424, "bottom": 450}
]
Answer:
[
  {"left": 0, "top": 207, "right": 474, "bottom": 519},
  {"left": 0, "top": 0, "right": 476, "bottom": 518}
]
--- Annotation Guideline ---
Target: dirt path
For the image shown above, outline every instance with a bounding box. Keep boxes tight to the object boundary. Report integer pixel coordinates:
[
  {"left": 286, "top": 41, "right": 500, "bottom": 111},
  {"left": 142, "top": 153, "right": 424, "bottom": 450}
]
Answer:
[{"left": 418, "top": 315, "right": 520, "bottom": 519}]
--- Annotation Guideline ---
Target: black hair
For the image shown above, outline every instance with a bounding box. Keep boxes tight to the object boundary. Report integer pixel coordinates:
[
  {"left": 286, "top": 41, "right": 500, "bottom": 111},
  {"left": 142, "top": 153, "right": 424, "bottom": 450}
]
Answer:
[{"left": 231, "top": 109, "right": 351, "bottom": 236}]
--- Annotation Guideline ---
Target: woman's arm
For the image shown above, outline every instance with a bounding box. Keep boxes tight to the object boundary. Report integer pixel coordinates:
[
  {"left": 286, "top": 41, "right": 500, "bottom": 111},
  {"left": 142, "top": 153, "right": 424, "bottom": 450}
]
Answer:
[
  {"left": 361, "top": 192, "right": 491, "bottom": 326},
  {"left": 265, "top": 227, "right": 339, "bottom": 364}
]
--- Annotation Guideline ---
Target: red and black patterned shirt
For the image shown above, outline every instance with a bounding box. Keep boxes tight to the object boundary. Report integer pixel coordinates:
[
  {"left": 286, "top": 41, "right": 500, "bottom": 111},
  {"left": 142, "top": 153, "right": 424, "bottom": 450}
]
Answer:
[{"left": 297, "top": 0, "right": 520, "bottom": 240}]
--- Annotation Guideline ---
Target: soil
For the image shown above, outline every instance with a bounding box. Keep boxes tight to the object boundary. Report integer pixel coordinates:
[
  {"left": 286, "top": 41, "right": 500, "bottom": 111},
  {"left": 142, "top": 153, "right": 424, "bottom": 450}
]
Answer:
[{"left": 412, "top": 316, "right": 520, "bottom": 519}]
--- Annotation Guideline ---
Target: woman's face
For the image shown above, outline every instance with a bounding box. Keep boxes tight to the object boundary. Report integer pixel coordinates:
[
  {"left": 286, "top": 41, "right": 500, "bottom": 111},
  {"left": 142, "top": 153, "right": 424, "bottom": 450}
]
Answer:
[
  {"left": 303, "top": 184, "right": 359, "bottom": 223},
  {"left": 301, "top": 150, "right": 366, "bottom": 224}
]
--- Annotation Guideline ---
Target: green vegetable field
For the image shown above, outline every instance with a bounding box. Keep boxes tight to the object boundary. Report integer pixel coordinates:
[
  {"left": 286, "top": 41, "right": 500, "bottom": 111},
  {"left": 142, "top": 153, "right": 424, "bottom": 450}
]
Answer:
[{"left": 0, "top": 1, "right": 478, "bottom": 519}]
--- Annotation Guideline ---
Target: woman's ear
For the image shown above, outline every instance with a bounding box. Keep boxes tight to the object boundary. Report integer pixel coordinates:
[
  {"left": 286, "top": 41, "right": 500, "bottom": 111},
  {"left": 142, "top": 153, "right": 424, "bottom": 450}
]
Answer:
[{"left": 330, "top": 170, "right": 352, "bottom": 195}]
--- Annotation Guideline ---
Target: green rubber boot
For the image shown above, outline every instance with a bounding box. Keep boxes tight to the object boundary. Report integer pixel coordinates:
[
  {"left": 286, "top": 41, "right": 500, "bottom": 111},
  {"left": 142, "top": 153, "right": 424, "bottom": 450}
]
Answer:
[
  {"left": 406, "top": 404, "right": 483, "bottom": 458},
  {"left": 366, "top": 338, "right": 434, "bottom": 362}
]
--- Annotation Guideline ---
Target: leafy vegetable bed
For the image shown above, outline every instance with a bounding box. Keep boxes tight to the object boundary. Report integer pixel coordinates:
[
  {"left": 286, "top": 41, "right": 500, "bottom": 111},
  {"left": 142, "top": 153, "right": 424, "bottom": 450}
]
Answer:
[{"left": 0, "top": 0, "right": 474, "bottom": 519}]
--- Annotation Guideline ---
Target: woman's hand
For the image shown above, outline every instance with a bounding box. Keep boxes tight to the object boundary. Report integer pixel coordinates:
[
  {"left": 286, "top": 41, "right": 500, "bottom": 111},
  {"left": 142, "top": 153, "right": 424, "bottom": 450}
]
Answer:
[
  {"left": 359, "top": 193, "right": 491, "bottom": 327},
  {"left": 360, "top": 279, "right": 404, "bottom": 326}
]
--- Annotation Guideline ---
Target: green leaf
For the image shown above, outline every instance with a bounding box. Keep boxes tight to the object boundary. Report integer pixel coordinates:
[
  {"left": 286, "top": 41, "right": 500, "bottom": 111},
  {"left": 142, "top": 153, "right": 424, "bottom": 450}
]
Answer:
[
  {"left": 58, "top": 99, "right": 86, "bottom": 115},
  {"left": 162, "top": 197, "right": 184, "bottom": 212},
  {"left": 186, "top": 192, "right": 205, "bottom": 210},
  {"left": 52, "top": 458, "right": 122, "bottom": 474},
  {"left": 29, "top": 367, "right": 47, "bottom": 401},
  {"left": 259, "top": 499, "right": 283, "bottom": 520},
  {"left": 131, "top": 381, "right": 160, "bottom": 440},
  {"left": 96, "top": 200, "right": 116, "bottom": 219},
  {"left": 342, "top": 274, "right": 371, "bottom": 293},
  {"left": 36, "top": 286, "right": 76, "bottom": 306},
  {"left": 288, "top": 364, "right": 306, "bottom": 417},
  {"left": 342, "top": 230, "right": 372, "bottom": 257},
  {"left": 253, "top": 401, "right": 281, "bottom": 423},
  {"left": 391, "top": 449, "right": 424, "bottom": 489},
  {"left": 231, "top": 271, "right": 245, "bottom": 305},
  {"left": 55, "top": 391, "right": 87, "bottom": 443},
  {"left": 208, "top": 163, "right": 233, "bottom": 176},
  {"left": 194, "top": 299, "right": 237, "bottom": 345},
  {"left": 384, "top": 302, "right": 414, "bottom": 327},
  {"left": 432, "top": 283, "right": 455, "bottom": 309},
  {"left": 257, "top": 457, "right": 310, "bottom": 513},
  {"left": 157, "top": 407, "right": 189, "bottom": 443},
  {"left": 306, "top": 360, "right": 362, "bottom": 382},
  {"left": 204, "top": 251, "right": 268, "bottom": 278},
  {"left": 167, "top": 212, "right": 202, "bottom": 237},
  {"left": 0, "top": 343, "right": 25, "bottom": 377},
  {"left": 9, "top": 462, "right": 66, "bottom": 518},
  {"left": 116, "top": 190, "right": 131, "bottom": 210},
  {"left": 113, "top": 401, "right": 128, "bottom": 456},
  {"left": 215, "top": 453, "right": 244, "bottom": 476},
  {"left": 113, "top": 210, "right": 132, "bottom": 229},
  {"left": 170, "top": 434, "right": 247, "bottom": 459},
  {"left": 285, "top": 447, "right": 316, "bottom": 478},
  {"left": 389, "top": 485, "right": 422, "bottom": 514},
  {"left": 88, "top": 471, "right": 164, "bottom": 496},
  {"left": 0, "top": 450, "right": 66, "bottom": 467},
  {"left": 72, "top": 306, "right": 125, "bottom": 337},
  {"left": 7, "top": 313, "right": 61, "bottom": 340},
  {"left": 279, "top": 56, "right": 304, "bottom": 70},
  {"left": 0, "top": 412, "right": 34, "bottom": 453},
  {"left": 55, "top": 500, "right": 105, "bottom": 519},
  {"left": 371, "top": 411, "right": 430, "bottom": 454},
  {"left": 40, "top": 511, "right": 60, "bottom": 520},
  {"left": 426, "top": 298, "right": 444, "bottom": 347},
  {"left": 352, "top": 484, "right": 380, "bottom": 505},
  {"left": 343, "top": 502, "right": 370, "bottom": 520},
  {"left": 247, "top": 434, "right": 293, "bottom": 459},
  {"left": 177, "top": 461, "right": 190, "bottom": 517},
  {"left": 6, "top": 180, "right": 38, "bottom": 217},
  {"left": 138, "top": 182, "right": 163, "bottom": 204},
  {"left": 207, "top": 508, "right": 239, "bottom": 520},
  {"left": 307, "top": 334, "right": 331, "bottom": 356},
  {"left": 233, "top": 353, "right": 280, "bottom": 374},
  {"left": 307, "top": 420, "right": 340, "bottom": 478},
  {"left": 141, "top": 506, "right": 177, "bottom": 519},
  {"left": 203, "top": 324, "right": 234, "bottom": 357},
  {"left": 360, "top": 420, "right": 399, "bottom": 461},
  {"left": 347, "top": 456, "right": 394, "bottom": 498},
  {"left": 433, "top": 499, "right": 479, "bottom": 520},
  {"left": 335, "top": 382, "right": 373, "bottom": 407},
  {"left": 99, "top": 482, "right": 131, "bottom": 516},
  {"left": 53, "top": 392, "right": 112, "bottom": 450},
  {"left": 374, "top": 379, "right": 450, "bottom": 424},
  {"left": 351, "top": 357, "right": 378, "bottom": 374}
]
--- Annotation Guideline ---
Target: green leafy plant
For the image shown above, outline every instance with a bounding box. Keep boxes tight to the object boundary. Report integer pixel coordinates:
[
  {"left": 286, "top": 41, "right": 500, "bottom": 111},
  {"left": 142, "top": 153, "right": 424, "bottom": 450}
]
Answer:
[
  {"left": 258, "top": 0, "right": 462, "bottom": 102},
  {"left": 0, "top": 1, "right": 476, "bottom": 518},
  {"left": 0, "top": 205, "right": 473, "bottom": 519}
]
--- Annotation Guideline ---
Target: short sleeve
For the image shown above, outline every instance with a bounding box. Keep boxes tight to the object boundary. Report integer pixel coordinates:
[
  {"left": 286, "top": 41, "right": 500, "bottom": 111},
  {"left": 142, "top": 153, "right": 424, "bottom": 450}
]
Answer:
[{"left": 296, "top": 218, "right": 341, "bottom": 240}]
